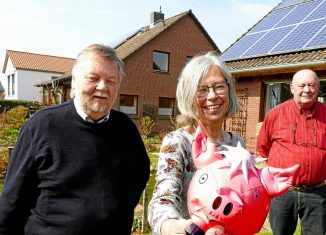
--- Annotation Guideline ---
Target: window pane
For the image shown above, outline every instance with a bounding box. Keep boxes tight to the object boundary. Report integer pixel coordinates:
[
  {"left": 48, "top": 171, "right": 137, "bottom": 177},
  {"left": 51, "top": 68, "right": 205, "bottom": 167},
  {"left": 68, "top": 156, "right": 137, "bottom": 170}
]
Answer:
[
  {"left": 7, "top": 75, "right": 10, "bottom": 96},
  {"left": 120, "top": 95, "right": 138, "bottom": 115},
  {"left": 153, "top": 51, "right": 169, "bottom": 72},
  {"left": 158, "top": 97, "right": 174, "bottom": 116},
  {"left": 318, "top": 81, "right": 326, "bottom": 103},
  {"left": 186, "top": 56, "right": 192, "bottom": 63},
  {"left": 11, "top": 74, "right": 15, "bottom": 96},
  {"left": 264, "top": 82, "right": 292, "bottom": 115}
]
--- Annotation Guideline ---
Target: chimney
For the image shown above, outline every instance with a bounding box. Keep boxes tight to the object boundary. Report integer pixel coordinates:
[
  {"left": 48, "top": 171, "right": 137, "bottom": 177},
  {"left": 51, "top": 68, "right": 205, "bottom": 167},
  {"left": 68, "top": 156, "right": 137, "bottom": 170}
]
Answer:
[{"left": 150, "top": 8, "right": 164, "bottom": 27}]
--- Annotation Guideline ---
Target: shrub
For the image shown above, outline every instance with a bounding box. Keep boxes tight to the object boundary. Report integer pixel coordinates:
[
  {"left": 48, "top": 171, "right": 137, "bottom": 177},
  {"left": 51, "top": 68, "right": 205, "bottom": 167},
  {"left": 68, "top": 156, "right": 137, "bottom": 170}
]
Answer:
[
  {"left": 140, "top": 116, "right": 159, "bottom": 152},
  {"left": 0, "top": 99, "right": 41, "bottom": 115},
  {"left": 0, "top": 147, "right": 9, "bottom": 178},
  {"left": 0, "top": 106, "right": 29, "bottom": 146},
  {"left": 0, "top": 106, "right": 29, "bottom": 178},
  {"left": 132, "top": 211, "right": 143, "bottom": 233},
  {"left": 140, "top": 116, "right": 155, "bottom": 139}
]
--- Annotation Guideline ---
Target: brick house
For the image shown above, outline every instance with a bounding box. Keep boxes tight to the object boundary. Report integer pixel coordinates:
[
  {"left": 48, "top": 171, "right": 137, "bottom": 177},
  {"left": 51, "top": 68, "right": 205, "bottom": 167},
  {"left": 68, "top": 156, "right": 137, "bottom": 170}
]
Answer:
[
  {"left": 37, "top": 10, "right": 219, "bottom": 133},
  {"left": 221, "top": 0, "right": 326, "bottom": 153},
  {"left": 1, "top": 50, "right": 75, "bottom": 101}
]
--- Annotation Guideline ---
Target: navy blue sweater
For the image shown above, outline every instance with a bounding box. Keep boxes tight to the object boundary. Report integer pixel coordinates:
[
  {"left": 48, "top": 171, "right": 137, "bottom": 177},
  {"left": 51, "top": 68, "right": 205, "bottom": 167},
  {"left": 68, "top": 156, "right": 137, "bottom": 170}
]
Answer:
[{"left": 0, "top": 100, "right": 150, "bottom": 234}]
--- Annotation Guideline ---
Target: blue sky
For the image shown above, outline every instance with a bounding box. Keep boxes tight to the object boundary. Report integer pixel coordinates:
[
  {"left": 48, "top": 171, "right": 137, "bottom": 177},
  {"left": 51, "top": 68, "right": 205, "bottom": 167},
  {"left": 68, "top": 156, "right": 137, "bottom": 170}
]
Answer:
[{"left": 0, "top": 0, "right": 281, "bottom": 75}]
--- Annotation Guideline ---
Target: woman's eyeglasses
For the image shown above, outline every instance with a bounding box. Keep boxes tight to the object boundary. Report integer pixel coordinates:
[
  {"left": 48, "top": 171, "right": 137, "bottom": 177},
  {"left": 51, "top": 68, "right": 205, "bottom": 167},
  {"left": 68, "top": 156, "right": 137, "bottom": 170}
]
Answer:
[{"left": 196, "top": 82, "right": 228, "bottom": 98}]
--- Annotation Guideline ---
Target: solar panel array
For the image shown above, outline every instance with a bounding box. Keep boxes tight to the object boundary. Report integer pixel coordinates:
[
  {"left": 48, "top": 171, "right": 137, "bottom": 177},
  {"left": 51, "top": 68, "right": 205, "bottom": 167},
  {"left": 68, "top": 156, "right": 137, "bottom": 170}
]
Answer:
[
  {"left": 221, "top": 0, "right": 326, "bottom": 61},
  {"left": 109, "top": 28, "right": 142, "bottom": 49}
]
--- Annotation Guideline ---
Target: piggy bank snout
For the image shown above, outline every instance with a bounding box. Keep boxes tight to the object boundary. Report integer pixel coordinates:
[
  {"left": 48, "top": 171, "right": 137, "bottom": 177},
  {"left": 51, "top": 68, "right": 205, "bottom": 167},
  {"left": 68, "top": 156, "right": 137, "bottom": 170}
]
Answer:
[{"left": 212, "top": 196, "right": 233, "bottom": 216}]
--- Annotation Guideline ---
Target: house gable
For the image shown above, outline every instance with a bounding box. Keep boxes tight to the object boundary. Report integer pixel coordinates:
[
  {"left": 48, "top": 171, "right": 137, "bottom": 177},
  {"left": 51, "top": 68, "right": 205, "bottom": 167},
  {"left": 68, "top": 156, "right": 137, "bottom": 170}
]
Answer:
[
  {"left": 115, "top": 10, "right": 219, "bottom": 60},
  {"left": 117, "top": 10, "right": 218, "bottom": 132},
  {"left": 2, "top": 50, "right": 75, "bottom": 101}
]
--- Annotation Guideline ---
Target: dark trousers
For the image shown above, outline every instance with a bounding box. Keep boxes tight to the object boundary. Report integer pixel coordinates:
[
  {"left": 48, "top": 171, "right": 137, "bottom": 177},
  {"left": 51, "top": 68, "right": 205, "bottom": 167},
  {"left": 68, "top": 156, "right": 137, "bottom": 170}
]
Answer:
[{"left": 269, "top": 185, "right": 326, "bottom": 235}]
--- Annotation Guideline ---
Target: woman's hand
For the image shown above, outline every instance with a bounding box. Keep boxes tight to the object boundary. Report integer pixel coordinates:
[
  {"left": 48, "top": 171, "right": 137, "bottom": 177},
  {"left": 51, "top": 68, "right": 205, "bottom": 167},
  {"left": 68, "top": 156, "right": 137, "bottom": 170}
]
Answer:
[
  {"left": 205, "top": 225, "right": 225, "bottom": 235},
  {"left": 161, "top": 218, "right": 225, "bottom": 235},
  {"left": 161, "top": 218, "right": 192, "bottom": 235}
]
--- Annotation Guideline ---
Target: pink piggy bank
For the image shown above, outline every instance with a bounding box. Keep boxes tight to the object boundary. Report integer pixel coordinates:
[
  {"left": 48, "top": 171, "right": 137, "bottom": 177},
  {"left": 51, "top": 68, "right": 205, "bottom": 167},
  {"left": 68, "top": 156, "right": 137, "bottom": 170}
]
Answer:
[{"left": 186, "top": 126, "right": 299, "bottom": 235}]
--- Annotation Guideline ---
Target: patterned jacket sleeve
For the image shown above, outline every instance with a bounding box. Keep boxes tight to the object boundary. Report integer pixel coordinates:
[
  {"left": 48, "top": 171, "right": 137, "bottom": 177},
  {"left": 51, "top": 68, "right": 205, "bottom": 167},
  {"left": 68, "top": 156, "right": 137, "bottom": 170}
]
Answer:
[{"left": 147, "top": 130, "right": 191, "bottom": 235}]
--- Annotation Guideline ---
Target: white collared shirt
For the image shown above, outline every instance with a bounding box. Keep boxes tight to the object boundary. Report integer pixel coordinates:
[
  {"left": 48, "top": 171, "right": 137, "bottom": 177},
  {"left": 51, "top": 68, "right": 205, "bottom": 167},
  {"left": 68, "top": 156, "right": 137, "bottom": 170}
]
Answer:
[{"left": 73, "top": 98, "right": 110, "bottom": 123}]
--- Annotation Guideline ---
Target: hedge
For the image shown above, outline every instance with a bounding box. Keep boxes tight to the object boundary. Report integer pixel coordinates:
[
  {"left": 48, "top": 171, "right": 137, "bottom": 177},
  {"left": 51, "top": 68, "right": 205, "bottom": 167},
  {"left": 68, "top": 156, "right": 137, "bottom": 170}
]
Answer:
[{"left": 0, "top": 100, "right": 41, "bottom": 115}]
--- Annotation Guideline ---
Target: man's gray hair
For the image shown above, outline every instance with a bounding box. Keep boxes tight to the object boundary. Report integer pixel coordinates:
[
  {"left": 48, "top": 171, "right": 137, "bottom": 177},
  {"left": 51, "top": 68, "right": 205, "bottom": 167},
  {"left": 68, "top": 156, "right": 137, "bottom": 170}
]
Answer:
[{"left": 72, "top": 44, "right": 125, "bottom": 81}]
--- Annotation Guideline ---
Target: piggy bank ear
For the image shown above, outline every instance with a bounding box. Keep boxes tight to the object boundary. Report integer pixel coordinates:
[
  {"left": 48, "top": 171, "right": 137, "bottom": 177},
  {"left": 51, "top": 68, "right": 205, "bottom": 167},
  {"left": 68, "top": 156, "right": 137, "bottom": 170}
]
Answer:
[
  {"left": 192, "top": 126, "right": 207, "bottom": 160},
  {"left": 261, "top": 164, "right": 300, "bottom": 197}
]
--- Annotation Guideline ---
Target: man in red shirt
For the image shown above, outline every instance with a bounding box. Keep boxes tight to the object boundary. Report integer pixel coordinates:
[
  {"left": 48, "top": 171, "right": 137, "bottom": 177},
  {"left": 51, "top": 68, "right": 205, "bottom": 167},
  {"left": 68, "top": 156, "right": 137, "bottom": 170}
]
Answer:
[{"left": 257, "top": 69, "right": 326, "bottom": 235}]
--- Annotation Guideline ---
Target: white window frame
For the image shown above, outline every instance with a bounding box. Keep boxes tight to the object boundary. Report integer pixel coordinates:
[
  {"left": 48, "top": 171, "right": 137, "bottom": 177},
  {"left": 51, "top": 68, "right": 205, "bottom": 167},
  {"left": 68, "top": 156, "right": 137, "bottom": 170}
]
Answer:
[
  {"left": 119, "top": 94, "right": 138, "bottom": 115},
  {"left": 158, "top": 97, "right": 174, "bottom": 116},
  {"left": 153, "top": 51, "right": 169, "bottom": 73}
]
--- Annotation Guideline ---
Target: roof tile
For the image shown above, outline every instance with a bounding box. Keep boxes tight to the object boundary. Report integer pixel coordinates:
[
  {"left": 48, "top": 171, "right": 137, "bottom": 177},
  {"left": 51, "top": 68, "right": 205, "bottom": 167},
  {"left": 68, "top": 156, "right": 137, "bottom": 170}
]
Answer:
[
  {"left": 4, "top": 50, "right": 75, "bottom": 74},
  {"left": 226, "top": 49, "right": 326, "bottom": 71}
]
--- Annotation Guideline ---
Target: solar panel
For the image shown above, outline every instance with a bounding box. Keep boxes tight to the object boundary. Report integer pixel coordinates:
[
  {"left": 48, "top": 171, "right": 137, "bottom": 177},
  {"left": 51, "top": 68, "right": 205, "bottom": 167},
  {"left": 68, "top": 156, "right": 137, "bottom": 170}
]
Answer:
[
  {"left": 306, "top": 1, "right": 326, "bottom": 20},
  {"left": 243, "top": 26, "right": 294, "bottom": 57},
  {"left": 272, "top": 19, "right": 326, "bottom": 52},
  {"left": 249, "top": 7, "right": 292, "bottom": 33},
  {"left": 221, "top": 0, "right": 326, "bottom": 61},
  {"left": 109, "top": 28, "right": 142, "bottom": 48},
  {"left": 275, "top": 0, "right": 320, "bottom": 27},
  {"left": 219, "top": 33, "right": 265, "bottom": 60},
  {"left": 306, "top": 24, "right": 326, "bottom": 47},
  {"left": 274, "top": 0, "right": 305, "bottom": 10}
]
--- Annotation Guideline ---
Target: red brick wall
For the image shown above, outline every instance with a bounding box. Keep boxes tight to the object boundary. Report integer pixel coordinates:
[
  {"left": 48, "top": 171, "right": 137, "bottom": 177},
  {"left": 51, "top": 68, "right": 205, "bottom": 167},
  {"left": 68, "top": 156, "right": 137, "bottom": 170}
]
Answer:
[
  {"left": 116, "top": 15, "right": 217, "bottom": 134},
  {"left": 233, "top": 77, "right": 262, "bottom": 153}
]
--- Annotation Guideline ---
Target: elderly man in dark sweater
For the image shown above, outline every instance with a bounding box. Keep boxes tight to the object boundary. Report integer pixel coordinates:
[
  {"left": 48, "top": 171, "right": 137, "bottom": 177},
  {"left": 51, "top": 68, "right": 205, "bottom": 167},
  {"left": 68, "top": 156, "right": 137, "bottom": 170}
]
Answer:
[{"left": 0, "top": 44, "right": 150, "bottom": 234}]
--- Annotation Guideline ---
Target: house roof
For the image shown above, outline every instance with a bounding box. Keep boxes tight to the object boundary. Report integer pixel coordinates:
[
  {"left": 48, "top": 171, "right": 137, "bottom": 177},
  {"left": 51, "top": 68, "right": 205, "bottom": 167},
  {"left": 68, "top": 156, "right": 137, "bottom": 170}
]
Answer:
[
  {"left": 2, "top": 50, "right": 75, "bottom": 74},
  {"left": 37, "top": 10, "right": 219, "bottom": 87},
  {"left": 221, "top": 0, "right": 326, "bottom": 74},
  {"left": 114, "top": 10, "right": 219, "bottom": 60},
  {"left": 34, "top": 74, "right": 72, "bottom": 87}
]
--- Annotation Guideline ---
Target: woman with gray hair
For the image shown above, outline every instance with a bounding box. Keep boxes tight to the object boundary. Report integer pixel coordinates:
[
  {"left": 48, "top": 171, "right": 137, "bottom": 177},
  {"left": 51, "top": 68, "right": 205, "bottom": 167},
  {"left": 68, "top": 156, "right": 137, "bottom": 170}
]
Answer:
[{"left": 148, "top": 51, "right": 245, "bottom": 235}]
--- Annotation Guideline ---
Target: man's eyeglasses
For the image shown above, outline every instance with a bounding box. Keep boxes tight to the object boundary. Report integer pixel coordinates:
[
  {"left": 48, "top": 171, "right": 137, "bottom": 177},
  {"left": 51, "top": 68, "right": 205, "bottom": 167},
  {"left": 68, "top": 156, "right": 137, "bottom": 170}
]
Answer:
[
  {"left": 196, "top": 82, "right": 228, "bottom": 98},
  {"left": 292, "top": 120, "right": 317, "bottom": 147}
]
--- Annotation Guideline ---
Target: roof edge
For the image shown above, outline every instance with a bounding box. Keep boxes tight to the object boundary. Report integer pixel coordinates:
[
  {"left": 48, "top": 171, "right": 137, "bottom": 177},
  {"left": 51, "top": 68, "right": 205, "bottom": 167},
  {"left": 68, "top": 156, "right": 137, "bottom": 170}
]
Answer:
[
  {"left": 230, "top": 60, "right": 326, "bottom": 76},
  {"left": 2, "top": 51, "right": 10, "bottom": 74},
  {"left": 120, "top": 10, "right": 220, "bottom": 60}
]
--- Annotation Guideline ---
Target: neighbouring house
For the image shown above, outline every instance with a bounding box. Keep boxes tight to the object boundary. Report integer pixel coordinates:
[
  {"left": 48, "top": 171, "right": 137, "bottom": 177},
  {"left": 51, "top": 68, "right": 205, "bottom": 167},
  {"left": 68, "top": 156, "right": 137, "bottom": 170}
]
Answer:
[
  {"left": 36, "top": 10, "right": 219, "bottom": 133},
  {"left": 221, "top": 0, "right": 326, "bottom": 153},
  {"left": 1, "top": 50, "right": 75, "bottom": 101}
]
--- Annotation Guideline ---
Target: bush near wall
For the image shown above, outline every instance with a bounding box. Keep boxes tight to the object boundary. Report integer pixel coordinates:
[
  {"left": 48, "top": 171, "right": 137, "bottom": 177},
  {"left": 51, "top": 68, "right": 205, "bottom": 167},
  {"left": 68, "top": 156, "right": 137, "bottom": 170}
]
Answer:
[
  {"left": 0, "top": 100, "right": 41, "bottom": 115},
  {"left": 0, "top": 147, "right": 9, "bottom": 179},
  {"left": 0, "top": 105, "right": 31, "bottom": 178},
  {"left": 0, "top": 106, "right": 30, "bottom": 146}
]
